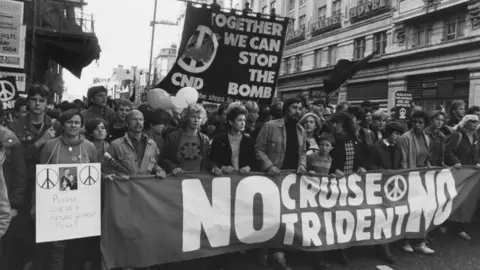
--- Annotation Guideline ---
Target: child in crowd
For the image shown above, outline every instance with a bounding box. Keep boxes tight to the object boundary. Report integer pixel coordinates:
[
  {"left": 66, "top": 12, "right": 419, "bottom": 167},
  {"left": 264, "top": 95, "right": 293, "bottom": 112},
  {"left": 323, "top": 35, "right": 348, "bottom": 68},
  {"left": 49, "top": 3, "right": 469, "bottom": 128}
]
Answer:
[{"left": 307, "top": 134, "right": 334, "bottom": 175}]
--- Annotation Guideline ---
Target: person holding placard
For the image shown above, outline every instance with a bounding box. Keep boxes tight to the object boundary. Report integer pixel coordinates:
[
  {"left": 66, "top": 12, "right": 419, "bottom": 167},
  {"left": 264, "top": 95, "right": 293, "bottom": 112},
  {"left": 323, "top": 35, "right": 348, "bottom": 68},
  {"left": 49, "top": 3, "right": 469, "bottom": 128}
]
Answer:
[{"left": 35, "top": 109, "right": 98, "bottom": 270}]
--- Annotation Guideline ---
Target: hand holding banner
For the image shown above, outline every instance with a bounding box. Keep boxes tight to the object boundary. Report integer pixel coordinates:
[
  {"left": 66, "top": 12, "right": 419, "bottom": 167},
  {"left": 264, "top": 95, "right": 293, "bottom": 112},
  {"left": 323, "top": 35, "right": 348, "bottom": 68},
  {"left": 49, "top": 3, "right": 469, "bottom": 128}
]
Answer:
[{"left": 101, "top": 167, "right": 480, "bottom": 269}]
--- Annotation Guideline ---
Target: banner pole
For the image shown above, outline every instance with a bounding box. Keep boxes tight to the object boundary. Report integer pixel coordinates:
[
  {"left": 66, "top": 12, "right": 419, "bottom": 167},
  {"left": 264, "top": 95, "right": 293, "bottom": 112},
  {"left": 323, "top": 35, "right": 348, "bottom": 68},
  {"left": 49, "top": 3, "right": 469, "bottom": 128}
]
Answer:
[{"left": 147, "top": 0, "right": 158, "bottom": 89}]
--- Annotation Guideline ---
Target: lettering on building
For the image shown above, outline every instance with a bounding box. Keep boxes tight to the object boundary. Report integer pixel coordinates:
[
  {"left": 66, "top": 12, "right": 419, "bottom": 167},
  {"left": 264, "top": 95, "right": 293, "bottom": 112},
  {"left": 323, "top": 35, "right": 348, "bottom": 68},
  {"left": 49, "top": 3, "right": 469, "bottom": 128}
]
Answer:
[
  {"left": 350, "top": 0, "right": 389, "bottom": 22},
  {"left": 310, "top": 15, "right": 341, "bottom": 36}
]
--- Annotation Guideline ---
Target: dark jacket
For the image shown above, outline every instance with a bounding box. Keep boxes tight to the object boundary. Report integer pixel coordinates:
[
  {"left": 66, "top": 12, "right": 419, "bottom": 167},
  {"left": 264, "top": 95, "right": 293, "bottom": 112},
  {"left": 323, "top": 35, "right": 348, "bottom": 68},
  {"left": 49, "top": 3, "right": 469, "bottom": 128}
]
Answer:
[
  {"left": 424, "top": 126, "right": 446, "bottom": 167},
  {"left": 445, "top": 129, "right": 479, "bottom": 166},
  {"left": 3, "top": 144, "right": 27, "bottom": 210},
  {"left": 368, "top": 139, "right": 400, "bottom": 170},
  {"left": 160, "top": 130, "right": 212, "bottom": 172},
  {"left": 329, "top": 132, "right": 371, "bottom": 174},
  {"left": 209, "top": 132, "right": 257, "bottom": 170}
]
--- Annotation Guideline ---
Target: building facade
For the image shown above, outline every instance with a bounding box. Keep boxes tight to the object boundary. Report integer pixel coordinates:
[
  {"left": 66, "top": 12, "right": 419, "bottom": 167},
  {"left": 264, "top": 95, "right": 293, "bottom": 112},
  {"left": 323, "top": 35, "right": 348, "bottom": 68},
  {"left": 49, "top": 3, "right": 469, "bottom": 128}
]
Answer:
[{"left": 244, "top": 0, "right": 480, "bottom": 111}]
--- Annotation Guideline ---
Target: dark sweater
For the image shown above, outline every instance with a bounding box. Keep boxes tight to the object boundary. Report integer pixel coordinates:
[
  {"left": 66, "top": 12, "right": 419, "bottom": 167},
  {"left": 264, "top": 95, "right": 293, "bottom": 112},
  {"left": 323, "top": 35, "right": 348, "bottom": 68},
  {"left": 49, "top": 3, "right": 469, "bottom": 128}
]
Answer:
[{"left": 282, "top": 120, "right": 299, "bottom": 170}]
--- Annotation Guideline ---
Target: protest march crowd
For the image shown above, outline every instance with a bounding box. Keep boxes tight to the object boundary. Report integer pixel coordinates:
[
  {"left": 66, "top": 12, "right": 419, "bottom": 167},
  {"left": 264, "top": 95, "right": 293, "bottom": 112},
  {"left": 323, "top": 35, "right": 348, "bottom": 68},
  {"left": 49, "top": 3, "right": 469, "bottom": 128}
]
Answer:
[{"left": 0, "top": 83, "right": 479, "bottom": 270}]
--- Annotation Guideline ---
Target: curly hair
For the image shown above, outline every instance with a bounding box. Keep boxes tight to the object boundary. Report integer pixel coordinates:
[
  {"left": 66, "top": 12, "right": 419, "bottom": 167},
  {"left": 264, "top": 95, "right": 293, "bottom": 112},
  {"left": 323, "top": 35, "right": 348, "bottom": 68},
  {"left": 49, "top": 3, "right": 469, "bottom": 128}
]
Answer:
[
  {"left": 181, "top": 104, "right": 208, "bottom": 128},
  {"left": 330, "top": 111, "right": 356, "bottom": 136}
]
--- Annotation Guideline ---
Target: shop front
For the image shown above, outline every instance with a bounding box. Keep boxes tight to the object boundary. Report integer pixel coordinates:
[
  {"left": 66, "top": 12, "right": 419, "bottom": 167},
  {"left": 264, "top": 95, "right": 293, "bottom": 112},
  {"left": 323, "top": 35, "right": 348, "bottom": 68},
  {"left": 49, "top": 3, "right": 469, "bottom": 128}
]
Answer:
[
  {"left": 346, "top": 80, "right": 389, "bottom": 109},
  {"left": 406, "top": 70, "right": 470, "bottom": 112}
]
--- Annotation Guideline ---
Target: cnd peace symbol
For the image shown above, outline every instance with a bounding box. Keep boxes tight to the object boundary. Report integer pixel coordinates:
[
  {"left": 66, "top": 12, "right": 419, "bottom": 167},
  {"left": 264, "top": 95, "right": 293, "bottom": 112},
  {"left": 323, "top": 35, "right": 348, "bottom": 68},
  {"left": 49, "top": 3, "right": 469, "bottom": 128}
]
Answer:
[
  {"left": 384, "top": 175, "right": 408, "bottom": 202},
  {"left": 0, "top": 80, "right": 16, "bottom": 102},
  {"left": 36, "top": 169, "right": 59, "bottom": 189},
  {"left": 178, "top": 25, "right": 218, "bottom": 74},
  {"left": 79, "top": 166, "right": 100, "bottom": 186}
]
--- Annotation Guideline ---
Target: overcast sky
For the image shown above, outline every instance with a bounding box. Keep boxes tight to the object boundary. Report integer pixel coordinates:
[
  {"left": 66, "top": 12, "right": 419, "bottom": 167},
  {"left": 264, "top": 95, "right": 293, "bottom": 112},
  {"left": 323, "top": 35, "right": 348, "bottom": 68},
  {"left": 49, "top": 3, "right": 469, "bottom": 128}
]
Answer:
[{"left": 63, "top": 0, "right": 184, "bottom": 100}]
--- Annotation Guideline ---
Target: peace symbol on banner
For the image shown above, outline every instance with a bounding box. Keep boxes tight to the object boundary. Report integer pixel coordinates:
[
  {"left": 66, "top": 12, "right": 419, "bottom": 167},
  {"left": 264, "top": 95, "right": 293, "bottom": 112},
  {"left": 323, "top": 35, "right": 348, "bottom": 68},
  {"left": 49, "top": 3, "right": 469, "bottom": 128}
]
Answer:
[
  {"left": 384, "top": 175, "right": 408, "bottom": 202},
  {"left": 79, "top": 165, "right": 100, "bottom": 186},
  {"left": 36, "top": 169, "right": 59, "bottom": 189},
  {"left": 178, "top": 25, "right": 219, "bottom": 74}
]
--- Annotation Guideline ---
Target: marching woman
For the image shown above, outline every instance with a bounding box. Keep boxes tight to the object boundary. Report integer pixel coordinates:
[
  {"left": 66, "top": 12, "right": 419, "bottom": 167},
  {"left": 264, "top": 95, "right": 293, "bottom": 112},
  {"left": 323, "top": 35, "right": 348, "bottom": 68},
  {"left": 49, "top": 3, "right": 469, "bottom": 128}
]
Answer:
[
  {"left": 210, "top": 106, "right": 256, "bottom": 175},
  {"left": 35, "top": 109, "right": 98, "bottom": 270},
  {"left": 85, "top": 119, "right": 109, "bottom": 162},
  {"left": 444, "top": 114, "right": 480, "bottom": 240},
  {"left": 397, "top": 110, "right": 435, "bottom": 255},
  {"left": 328, "top": 111, "right": 370, "bottom": 265},
  {"left": 160, "top": 104, "right": 212, "bottom": 176}
]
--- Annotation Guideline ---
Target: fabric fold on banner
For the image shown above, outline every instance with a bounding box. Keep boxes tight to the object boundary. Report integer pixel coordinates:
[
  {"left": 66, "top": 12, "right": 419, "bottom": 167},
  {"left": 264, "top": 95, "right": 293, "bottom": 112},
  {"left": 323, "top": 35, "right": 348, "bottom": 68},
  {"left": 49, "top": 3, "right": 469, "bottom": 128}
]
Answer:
[{"left": 101, "top": 167, "right": 480, "bottom": 269}]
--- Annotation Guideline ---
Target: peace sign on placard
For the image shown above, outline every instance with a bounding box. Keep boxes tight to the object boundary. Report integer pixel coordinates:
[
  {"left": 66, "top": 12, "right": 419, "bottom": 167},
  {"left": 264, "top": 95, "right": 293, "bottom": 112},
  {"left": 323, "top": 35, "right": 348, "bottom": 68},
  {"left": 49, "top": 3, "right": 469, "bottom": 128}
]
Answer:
[
  {"left": 36, "top": 169, "right": 59, "bottom": 189},
  {"left": 79, "top": 165, "right": 100, "bottom": 186},
  {"left": 0, "top": 79, "right": 16, "bottom": 102}
]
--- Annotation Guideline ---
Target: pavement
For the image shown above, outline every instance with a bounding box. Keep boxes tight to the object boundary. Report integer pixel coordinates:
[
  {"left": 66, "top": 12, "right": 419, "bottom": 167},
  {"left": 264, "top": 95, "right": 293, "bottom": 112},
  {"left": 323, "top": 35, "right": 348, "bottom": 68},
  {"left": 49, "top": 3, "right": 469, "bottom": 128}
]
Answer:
[{"left": 232, "top": 222, "right": 480, "bottom": 270}]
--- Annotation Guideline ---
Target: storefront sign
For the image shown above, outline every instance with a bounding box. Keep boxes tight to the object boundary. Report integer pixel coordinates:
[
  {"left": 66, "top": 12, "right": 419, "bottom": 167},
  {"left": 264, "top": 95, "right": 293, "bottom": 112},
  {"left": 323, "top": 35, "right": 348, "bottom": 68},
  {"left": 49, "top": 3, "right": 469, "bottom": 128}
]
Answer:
[
  {"left": 350, "top": 0, "right": 389, "bottom": 22},
  {"left": 310, "top": 15, "right": 341, "bottom": 36},
  {"left": 394, "top": 91, "right": 412, "bottom": 121},
  {"left": 0, "top": 0, "right": 25, "bottom": 69}
]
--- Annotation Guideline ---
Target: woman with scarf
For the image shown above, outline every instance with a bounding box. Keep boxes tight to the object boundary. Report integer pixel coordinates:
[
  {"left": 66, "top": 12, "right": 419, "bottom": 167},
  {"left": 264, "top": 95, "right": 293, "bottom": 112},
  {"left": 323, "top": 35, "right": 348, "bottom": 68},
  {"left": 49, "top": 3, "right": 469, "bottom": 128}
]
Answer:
[
  {"left": 35, "top": 109, "right": 98, "bottom": 270},
  {"left": 444, "top": 114, "right": 480, "bottom": 240},
  {"left": 398, "top": 110, "right": 435, "bottom": 255}
]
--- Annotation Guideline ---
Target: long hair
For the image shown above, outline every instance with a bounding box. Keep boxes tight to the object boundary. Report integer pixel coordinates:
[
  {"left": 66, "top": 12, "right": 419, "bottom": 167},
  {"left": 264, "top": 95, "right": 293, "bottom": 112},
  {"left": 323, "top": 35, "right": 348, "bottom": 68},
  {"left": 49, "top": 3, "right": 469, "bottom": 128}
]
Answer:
[{"left": 330, "top": 112, "right": 356, "bottom": 137}]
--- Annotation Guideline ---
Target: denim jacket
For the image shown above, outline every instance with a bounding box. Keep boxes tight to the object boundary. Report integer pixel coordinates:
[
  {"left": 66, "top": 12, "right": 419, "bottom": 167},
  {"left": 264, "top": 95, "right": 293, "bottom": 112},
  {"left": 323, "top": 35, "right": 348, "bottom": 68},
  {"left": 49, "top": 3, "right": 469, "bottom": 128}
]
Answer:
[
  {"left": 255, "top": 118, "right": 307, "bottom": 171},
  {"left": 107, "top": 133, "right": 161, "bottom": 176}
]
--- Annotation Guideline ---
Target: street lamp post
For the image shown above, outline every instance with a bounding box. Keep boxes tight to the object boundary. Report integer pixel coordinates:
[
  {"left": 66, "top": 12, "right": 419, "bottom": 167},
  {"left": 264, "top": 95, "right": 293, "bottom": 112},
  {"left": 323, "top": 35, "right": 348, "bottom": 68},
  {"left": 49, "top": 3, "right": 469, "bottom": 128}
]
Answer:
[{"left": 147, "top": 0, "right": 158, "bottom": 89}]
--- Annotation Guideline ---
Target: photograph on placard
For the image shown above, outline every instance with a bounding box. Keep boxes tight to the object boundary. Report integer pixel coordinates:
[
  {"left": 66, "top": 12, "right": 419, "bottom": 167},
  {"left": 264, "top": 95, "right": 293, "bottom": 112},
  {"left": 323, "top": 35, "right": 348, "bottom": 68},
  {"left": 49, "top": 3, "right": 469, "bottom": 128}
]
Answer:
[{"left": 59, "top": 167, "right": 78, "bottom": 191}]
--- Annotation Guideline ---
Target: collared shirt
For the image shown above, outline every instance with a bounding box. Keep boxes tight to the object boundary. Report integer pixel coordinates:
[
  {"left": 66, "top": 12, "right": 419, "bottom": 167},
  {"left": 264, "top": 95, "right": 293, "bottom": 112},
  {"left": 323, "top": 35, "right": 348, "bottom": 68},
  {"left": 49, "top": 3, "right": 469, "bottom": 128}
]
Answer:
[{"left": 128, "top": 133, "right": 148, "bottom": 166}]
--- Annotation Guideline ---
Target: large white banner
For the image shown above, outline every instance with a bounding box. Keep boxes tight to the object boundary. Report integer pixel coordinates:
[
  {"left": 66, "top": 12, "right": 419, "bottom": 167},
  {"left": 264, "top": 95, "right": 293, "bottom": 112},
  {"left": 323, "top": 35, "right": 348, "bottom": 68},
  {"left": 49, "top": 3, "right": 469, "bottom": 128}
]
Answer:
[
  {"left": 0, "top": 0, "right": 25, "bottom": 69},
  {"left": 35, "top": 163, "right": 101, "bottom": 243}
]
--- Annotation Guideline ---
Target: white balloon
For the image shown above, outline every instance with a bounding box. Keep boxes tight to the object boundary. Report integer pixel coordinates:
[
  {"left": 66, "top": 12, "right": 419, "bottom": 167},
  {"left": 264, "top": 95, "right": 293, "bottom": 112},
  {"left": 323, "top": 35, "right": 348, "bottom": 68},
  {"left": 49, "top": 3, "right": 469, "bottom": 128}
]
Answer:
[
  {"left": 171, "top": 96, "right": 188, "bottom": 111},
  {"left": 176, "top": 87, "right": 199, "bottom": 105}
]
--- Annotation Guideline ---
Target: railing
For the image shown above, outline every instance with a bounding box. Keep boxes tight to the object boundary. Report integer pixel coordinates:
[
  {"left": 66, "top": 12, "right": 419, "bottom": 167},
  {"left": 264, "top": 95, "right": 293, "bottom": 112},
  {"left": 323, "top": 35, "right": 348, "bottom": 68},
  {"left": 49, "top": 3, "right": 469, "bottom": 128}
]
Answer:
[
  {"left": 310, "top": 14, "right": 342, "bottom": 36},
  {"left": 36, "top": 2, "right": 95, "bottom": 35},
  {"left": 286, "top": 27, "right": 306, "bottom": 44}
]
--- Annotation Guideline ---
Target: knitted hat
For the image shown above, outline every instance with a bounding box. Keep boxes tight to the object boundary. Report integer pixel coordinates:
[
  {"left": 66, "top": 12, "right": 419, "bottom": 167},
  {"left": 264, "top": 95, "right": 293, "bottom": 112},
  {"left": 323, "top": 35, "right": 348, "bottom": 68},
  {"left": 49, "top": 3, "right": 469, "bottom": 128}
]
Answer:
[{"left": 384, "top": 121, "right": 405, "bottom": 137}]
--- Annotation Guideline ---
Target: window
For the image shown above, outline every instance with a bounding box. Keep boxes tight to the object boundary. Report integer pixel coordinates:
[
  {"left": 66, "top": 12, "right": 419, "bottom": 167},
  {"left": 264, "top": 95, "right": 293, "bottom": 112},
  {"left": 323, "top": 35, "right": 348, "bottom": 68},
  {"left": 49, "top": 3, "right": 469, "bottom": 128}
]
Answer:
[
  {"left": 284, "top": 58, "right": 291, "bottom": 74},
  {"left": 262, "top": 6, "right": 267, "bottom": 14},
  {"left": 287, "top": 21, "right": 294, "bottom": 32},
  {"left": 270, "top": 1, "right": 276, "bottom": 11},
  {"left": 412, "top": 24, "right": 433, "bottom": 47},
  {"left": 295, "top": 55, "right": 303, "bottom": 72},
  {"left": 288, "top": 0, "right": 295, "bottom": 10},
  {"left": 444, "top": 17, "right": 466, "bottom": 41},
  {"left": 328, "top": 45, "right": 337, "bottom": 65},
  {"left": 318, "top": 6, "right": 326, "bottom": 20},
  {"left": 332, "top": 0, "right": 342, "bottom": 16},
  {"left": 374, "top": 31, "right": 387, "bottom": 55},
  {"left": 299, "top": 15, "right": 306, "bottom": 30},
  {"left": 314, "top": 49, "right": 322, "bottom": 68},
  {"left": 300, "top": 0, "right": 307, "bottom": 5},
  {"left": 353, "top": 37, "right": 366, "bottom": 59}
]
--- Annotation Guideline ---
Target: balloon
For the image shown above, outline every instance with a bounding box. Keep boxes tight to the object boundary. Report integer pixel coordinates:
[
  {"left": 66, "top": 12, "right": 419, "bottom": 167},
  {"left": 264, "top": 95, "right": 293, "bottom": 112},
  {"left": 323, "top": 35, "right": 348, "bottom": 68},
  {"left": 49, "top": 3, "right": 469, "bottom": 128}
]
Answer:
[
  {"left": 147, "top": 88, "right": 173, "bottom": 110},
  {"left": 171, "top": 96, "right": 188, "bottom": 111},
  {"left": 176, "top": 87, "right": 199, "bottom": 106}
]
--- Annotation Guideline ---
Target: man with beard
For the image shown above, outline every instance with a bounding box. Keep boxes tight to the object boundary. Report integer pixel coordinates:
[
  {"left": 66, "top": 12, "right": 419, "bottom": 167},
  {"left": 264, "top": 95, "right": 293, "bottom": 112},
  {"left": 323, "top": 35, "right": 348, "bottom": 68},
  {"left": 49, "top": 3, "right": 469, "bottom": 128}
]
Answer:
[
  {"left": 107, "top": 110, "right": 166, "bottom": 178},
  {"left": 82, "top": 86, "right": 116, "bottom": 126},
  {"left": 255, "top": 97, "right": 307, "bottom": 270}
]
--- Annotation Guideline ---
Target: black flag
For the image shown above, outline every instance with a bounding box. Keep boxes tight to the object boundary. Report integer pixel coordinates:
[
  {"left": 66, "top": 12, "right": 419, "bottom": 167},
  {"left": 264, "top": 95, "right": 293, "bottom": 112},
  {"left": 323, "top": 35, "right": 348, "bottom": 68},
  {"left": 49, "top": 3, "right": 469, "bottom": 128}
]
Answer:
[{"left": 323, "top": 52, "right": 376, "bottom": 94}]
